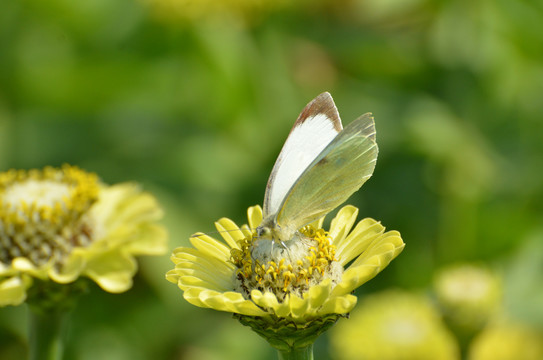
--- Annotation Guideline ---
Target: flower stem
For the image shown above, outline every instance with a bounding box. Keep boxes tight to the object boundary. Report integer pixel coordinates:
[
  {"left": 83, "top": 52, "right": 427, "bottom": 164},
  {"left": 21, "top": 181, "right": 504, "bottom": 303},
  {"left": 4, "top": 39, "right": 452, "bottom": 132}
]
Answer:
[
  {"left": 28, "top": 307, "right": 68, "bottom": 360},
  {"left": 277, "top": 343, "right": 314, "bottom": 360},
  {"left": 25, "top": 279, "right": 88, "bottom": 360}
]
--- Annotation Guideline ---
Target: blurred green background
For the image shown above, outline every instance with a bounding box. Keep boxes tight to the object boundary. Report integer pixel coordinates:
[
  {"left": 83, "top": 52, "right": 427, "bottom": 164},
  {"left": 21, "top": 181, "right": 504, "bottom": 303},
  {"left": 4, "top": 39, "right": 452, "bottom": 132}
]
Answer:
[{"left": 1, "top": 0, "right": 543, "bottom": 358}]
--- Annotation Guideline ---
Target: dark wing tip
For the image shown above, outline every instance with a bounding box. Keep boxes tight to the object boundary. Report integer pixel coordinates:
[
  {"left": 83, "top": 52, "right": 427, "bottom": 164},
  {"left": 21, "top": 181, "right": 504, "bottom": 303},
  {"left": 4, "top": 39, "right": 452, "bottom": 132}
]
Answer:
[{"left": 295, "top": 92, "right": 342, "bottom": 132}]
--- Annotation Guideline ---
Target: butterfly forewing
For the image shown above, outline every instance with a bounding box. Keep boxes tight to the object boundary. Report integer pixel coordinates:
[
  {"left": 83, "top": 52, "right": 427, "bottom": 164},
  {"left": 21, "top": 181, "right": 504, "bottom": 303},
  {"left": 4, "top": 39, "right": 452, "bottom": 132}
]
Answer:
[
  {"left": 275, "top": 113, "right": 378, "bottom": 234},
  {"left": 263, "top": 92, "right": 342, "bottom": 218}
]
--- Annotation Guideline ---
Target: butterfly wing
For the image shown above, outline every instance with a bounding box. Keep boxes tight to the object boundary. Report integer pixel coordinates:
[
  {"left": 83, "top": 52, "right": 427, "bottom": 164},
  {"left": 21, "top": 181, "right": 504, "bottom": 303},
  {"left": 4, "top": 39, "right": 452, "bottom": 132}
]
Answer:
[
  {"left": 263, "top": 92, "right": 342, "bottom": 219},
  {"left": 275, "top": 113, "right": 378, "bottom": 236}
]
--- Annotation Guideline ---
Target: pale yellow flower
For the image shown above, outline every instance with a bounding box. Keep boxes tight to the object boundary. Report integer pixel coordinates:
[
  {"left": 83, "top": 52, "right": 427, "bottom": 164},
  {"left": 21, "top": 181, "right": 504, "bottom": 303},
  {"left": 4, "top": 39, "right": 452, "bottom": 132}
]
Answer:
[
  {"left": 330, "top": 290, "right": 460, "bottom": 360},
  {"left": 434, "top": 264, "right": 501, "bottom": 331},
  {"left": 167, "top": 205, "right": 404, "bottom": 323},
  {"left": 0, "top": 165, "right": 168, "bottom": 307},
  {"left": 468, "top": 320, "right": 543, "bottom": 360}
]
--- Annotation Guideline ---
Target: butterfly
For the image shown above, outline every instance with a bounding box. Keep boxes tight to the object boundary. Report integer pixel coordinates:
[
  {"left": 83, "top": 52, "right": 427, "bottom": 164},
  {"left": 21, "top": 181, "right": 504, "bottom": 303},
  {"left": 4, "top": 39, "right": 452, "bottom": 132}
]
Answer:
[{"left": 256, "top": 92, "right": 378, "bottom": 245}]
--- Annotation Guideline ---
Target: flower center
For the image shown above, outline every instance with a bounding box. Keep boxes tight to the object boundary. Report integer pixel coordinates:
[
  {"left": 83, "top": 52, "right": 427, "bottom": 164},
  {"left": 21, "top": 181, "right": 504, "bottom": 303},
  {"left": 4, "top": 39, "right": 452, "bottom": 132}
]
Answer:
[
  {"left": 231, "top": 226, "right": 343, "bottom": 302},
  {"left": 0, "top": 165, "right": 99, "bottom": 266},
  {"left": 4, "top": 180, "right": 71, "bottom": 209}
]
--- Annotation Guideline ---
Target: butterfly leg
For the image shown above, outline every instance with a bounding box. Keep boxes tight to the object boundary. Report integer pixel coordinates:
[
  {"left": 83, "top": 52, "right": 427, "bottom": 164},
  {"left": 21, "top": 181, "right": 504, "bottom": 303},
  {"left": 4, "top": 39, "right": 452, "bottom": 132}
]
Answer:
[{"left": 278, "top": 240, "right": 293, "bottom": 262}]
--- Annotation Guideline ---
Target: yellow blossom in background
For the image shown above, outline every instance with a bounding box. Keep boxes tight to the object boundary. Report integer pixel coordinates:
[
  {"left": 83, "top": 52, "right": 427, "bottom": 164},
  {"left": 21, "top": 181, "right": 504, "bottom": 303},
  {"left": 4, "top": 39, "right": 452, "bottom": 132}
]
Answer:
[
  {"left": 468, "top": 320, "right": 543, "bottom": 360},
  {"left": 330, "top": 290, "right": 460, "bottom": 360},
  {"left": 167, "top": 205, "right": 403, "bottom": 324},
  {"left": 434, "top": 264, "right": 501, "bottom": 331},
  {"left": 0, "top": 165, "right": 168, "bottom": 307}
]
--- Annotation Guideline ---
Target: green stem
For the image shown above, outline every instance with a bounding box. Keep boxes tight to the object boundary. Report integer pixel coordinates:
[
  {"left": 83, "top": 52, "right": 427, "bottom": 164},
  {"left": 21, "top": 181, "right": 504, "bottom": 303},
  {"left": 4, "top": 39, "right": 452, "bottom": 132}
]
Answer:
[
  {"left": 277, "top": 343, "right": 314, "bottom": 360},
  {"left": 28, "top": 307, "right": 68, "bottom": 360}
]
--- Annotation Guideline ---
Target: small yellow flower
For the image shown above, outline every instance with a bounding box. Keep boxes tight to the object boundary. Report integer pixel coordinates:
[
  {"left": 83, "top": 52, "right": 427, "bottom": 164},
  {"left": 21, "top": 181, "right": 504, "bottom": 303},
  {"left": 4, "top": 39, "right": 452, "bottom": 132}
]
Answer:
[
  {"left": 434, "top": 264, "right": 501, "bottom": 331},
  {"left": 330, "top": 290, "right": 460, "bottom": 360},
  {"left": 167, "top": 205, "right": 404, "bottom": 323},
  {"left": 0, "top": 165, "right": 167, "bottom": 307},
  {"left": 468, "top": 320, "right": 543, "bottom": 360}
]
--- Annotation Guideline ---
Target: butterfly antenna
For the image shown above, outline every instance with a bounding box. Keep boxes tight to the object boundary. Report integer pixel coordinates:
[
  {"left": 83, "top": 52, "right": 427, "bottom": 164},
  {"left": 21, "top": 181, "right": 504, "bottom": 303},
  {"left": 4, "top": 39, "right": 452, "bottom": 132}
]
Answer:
[{"left": 191, "top": 227, "right": 256, "bottom": 241}]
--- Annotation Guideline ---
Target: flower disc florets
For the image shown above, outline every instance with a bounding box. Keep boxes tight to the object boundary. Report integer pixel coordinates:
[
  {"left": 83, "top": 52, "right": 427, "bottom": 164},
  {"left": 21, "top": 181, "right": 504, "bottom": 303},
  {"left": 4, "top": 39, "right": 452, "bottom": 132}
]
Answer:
[
  {"left": 0, "top": 165, "right": 99, "bottom": 267},
  {"left": 231, "top": 226, "right": 343, "bottom": 302}
]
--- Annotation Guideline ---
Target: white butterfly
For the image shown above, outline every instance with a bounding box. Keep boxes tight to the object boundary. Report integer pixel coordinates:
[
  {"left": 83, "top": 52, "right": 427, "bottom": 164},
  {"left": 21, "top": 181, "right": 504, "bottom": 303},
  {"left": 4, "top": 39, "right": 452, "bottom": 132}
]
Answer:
[{"left": 257, "top": 92, "right": 378, "bottom": 244}]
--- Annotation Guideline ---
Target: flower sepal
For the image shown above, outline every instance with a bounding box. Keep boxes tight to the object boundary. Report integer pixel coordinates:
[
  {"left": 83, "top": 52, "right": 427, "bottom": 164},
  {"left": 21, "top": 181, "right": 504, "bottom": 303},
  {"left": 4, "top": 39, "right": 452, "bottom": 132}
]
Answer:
[
  {"left": 26, "top": 278, "right": 89, "bottom": 315},
  {"left": 235, "top": 313, "right": 343, "bottom": 353}
]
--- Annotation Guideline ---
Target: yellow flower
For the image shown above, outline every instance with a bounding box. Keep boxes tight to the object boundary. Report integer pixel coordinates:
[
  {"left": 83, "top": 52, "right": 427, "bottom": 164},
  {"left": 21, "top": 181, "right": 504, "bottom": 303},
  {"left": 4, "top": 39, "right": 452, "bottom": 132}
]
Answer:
[
  {"left": 330, "top": 290, "right": 460, "bottom": 360},
  {"left": 468, "top": 320, "right": 543, "bottom": 360},
  {"left": 167, "top": 205, "right": 403, "bottom": 322},
  {"left": 0, "top": 165, "right": 167, "bottom": 307},
  {"left": 434, "top": 264, "right": 501, "bottom": 331}
]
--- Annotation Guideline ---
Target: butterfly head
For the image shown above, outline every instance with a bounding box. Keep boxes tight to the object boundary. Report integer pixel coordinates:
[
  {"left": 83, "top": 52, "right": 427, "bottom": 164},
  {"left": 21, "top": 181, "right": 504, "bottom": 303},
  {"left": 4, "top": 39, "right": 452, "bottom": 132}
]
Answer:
[
  {"left": 257, "top": 214, "right": 299, "bottom": 244},
  {"left": 255, "top": 225, "right": 271, "bottom": 240}
]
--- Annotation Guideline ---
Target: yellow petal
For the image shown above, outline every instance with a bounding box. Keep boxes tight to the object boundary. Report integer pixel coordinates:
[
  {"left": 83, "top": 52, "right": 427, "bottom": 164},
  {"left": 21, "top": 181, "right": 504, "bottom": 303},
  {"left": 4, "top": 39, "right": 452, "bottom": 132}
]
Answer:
[
  {"left": 182, "top": 287, "right": 208, "bottom": 308},
  {"left": 189, "top": 233, "right": 230, "bottom": 262},
  {"left": 93, "top": 184, "right": 163, "bottom": 226},
  {"left": 307, "top": 278, "right": 333, "bottom": 310},
  {"left": 165, "top": 269, "right": 179, "bottom": 284},
  {"left": 329, "top": 206, "right": 359, "bottom": 246},
  {"left": 215, "top": 218, "right": 245, "bottom": 249},
  {"left": 289, "top": 293, "right": 311, "bottom": 319},
  {"left": 335, "top": 218, "right": 385, "bottom": 265},
  {"left": 251, "top": 289, "right": 279, "bottom": 308},
  {"left": 50, "top": 251, "right": 86, "bottom": 284},
  {"left": 317, "top": 294, "right": 357, "bottom": 315},
  {"left": 173, "top": 248, "right": 235, "bottom": 274},
  {"left": 84, "top": 250, "right": 137, "bottom": 293},
  {"left": 251, "top": 290, "right": 291, "bottom": 317},
  {"left": 205, "top": 292, "right": 247, "bottom": 313},
  {"left": 274, "top": 294, "right": 293, "bottom": 317},
  {"left": 178, "top": 275, "right": 230, "bottom": 292},
  {"left": 12, "top": 257, "right": 38, "bottom": 272},
  {"left": 0, "top": 276, "right": 30, "bottom": 306},
  {"left": 247, "top": 205, "right": 263, "bottom": 229},
  {"left": 334, "top": 230, "right": 404, "bottom": 296},
  {"left": 176, "top": 264, "right": 232, "bottom": 291},
  {"left": 240, "top": 224, "right": 253, "bottom": 238},
  {"left": 121, "top": 224, "right": 168, "bottom": 255},
  {"left": 233, "top": 298, "right": 268, "bottom": 316},
  {"left": 188, "top": 288, "right": 266, "bottom": 316},
  {"left": 331, "top": 263, "right": 381, "bottom": 296},
  {"left": 11, "top": 258, "right": 48, "bottom": 279},
  {"left": 351, "top": 231, "right": 404, "bottom": 268}
]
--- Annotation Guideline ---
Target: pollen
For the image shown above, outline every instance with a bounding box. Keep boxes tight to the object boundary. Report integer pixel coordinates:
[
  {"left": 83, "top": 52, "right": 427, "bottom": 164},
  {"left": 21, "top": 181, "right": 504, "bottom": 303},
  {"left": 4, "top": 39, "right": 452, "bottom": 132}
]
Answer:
[
  {"left": 231, "top": 225, "right": 343, "bottom": 302},
  {"left": 0, "top": 165, "right": 99, "bottom": 267}
]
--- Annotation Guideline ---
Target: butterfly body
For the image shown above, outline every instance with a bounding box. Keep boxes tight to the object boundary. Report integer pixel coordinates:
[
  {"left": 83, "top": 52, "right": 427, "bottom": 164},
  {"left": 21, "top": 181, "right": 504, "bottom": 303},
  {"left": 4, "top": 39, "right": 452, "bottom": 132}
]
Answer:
[{"left": 257, "top": 92, "right": 378, "bottom": 244}]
